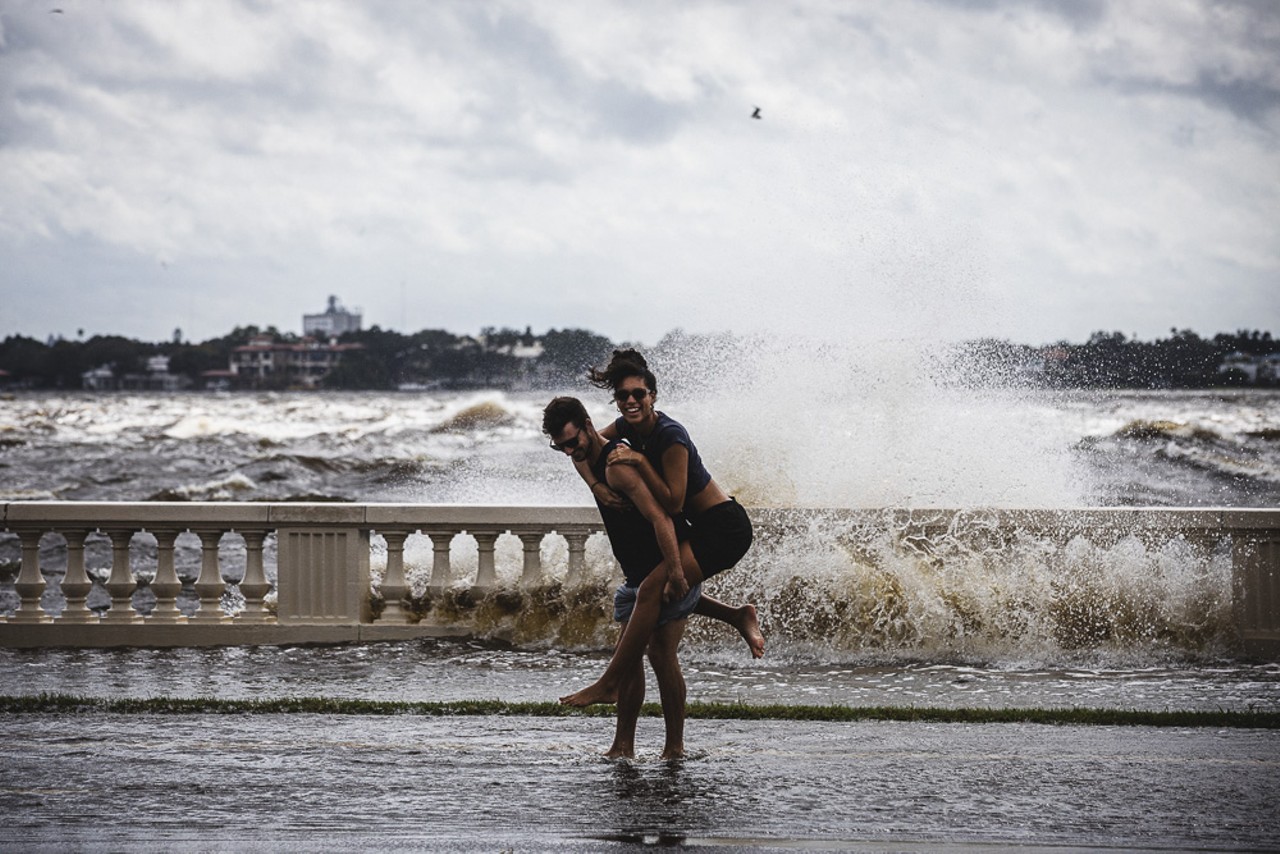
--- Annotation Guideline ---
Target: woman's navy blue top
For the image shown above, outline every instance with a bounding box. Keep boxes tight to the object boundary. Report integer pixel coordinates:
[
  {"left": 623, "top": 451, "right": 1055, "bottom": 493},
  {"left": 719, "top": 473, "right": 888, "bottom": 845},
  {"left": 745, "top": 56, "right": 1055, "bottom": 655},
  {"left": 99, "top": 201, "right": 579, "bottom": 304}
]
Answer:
[{"left": 612, "top": 412, "right": 712, "bottom": 507}]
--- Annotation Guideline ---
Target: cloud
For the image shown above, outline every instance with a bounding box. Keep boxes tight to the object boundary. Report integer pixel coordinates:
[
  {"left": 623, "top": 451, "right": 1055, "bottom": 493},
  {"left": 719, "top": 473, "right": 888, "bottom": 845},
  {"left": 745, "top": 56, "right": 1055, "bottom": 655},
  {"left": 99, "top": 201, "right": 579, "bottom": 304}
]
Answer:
[{"left": 0, "top": 0, "right": 1276, "bottom": 345}]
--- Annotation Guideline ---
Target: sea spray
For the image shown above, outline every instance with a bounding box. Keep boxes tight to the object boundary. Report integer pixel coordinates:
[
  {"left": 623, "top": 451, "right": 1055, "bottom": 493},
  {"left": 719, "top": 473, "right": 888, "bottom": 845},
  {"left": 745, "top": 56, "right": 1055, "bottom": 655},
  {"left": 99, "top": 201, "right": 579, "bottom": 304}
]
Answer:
[
  {"left": 360, "top": 514, "right": 1237, "bottom": 665},
  {"left": 1, "top": 389, "right": 1275, "bottom": 505},
  {"left": 683, "top": 509, "right": 1236, "bottom": 665},
  {"left": 1, "top": 385, "right": 1273, "bottom": 662},
  {"left": 646, "top": 331, "right": 1087, "bottom": 508}
]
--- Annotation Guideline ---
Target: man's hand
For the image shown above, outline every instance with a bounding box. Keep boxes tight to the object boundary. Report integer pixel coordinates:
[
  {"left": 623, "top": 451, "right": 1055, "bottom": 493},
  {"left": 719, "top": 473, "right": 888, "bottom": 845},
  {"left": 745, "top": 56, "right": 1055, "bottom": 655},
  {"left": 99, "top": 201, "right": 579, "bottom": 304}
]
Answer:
[{"left": 663, "top": 565, "right": 689, "bottom": 603}]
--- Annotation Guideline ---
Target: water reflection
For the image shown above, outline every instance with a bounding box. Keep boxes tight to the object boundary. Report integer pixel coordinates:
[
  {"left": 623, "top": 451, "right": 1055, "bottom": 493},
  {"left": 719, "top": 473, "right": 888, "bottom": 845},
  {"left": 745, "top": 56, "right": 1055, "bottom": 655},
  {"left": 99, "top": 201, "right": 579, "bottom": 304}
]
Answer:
[{"left": 601, "top": 759, "right": 722, "bottom": 837}]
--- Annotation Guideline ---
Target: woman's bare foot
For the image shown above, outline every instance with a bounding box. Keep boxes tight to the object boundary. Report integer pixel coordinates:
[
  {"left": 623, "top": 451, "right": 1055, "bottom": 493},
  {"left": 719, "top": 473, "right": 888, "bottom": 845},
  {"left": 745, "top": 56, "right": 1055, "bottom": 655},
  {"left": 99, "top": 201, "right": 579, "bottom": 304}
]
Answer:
[
  {"left": 736, "top": 604, "right": 765, "bottom": 658},
  {"left": 660, "top": 744, "right": 685, "bottom": 760},
  {"left": 559, "top": 680, "right": 619, "bottom": 707}
]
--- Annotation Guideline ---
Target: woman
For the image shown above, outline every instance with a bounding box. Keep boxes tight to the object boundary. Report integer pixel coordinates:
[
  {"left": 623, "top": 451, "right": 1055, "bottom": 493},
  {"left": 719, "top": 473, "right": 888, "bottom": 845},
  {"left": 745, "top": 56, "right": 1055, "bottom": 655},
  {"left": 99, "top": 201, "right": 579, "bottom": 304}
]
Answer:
[{"left": 559, "top": 349, "right": 761, "bottom": 708}]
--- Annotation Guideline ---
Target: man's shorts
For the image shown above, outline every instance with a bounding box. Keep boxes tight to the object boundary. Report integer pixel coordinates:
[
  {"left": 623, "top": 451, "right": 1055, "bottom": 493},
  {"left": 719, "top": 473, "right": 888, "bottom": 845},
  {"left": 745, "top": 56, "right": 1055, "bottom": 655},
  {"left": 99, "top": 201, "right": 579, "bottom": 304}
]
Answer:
[
  {"left": 687, "top": 498, "right": 753, "bottom": 580},
  {"left": 614, "top": 581, "right": 702, "bottom": 627}
]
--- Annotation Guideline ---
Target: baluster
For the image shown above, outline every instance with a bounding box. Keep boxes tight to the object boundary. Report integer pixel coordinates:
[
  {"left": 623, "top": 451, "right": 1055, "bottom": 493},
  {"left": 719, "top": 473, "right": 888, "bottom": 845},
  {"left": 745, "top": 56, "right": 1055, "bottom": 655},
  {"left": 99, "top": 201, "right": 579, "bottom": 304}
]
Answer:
[
  {"left": 377, "top": 530, "right": 411, "bottom": 624},
  {"left": 561, "top": 527, "right": 591, "bottom": 586},
  {"left": 191, "top": 529, "right": 228, "bottom": 624},
  {"left": 101, "top": 528, "right": 140, "bottom": 624},
  {"left": 517, "top": 532, "right": 544, "bottom": 588},
  {"left": 57, "top": 529, "right": 95, "bottom": 623},
  {"left": 147, "top": 529, "right": 184, "bottom": 624},
  {"left": 472, "top": 531, "right": 499, "bottom": 590},
  {"left": 236, "top": 530, "right": 272, "bottom": 624},
  {"left": 426, "top": 529, "right": 457, "bottom": 594},
  {"left": 10, "top": 529, "right": 49, "bottom": 624}
]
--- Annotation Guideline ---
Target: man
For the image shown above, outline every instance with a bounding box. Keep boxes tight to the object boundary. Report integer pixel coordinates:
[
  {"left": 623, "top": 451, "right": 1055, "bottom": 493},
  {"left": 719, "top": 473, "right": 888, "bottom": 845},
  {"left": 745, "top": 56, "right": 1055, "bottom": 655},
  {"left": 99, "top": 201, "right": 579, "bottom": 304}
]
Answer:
[{"left": 543, "top": 396, "right": 697, "bottom": 759}]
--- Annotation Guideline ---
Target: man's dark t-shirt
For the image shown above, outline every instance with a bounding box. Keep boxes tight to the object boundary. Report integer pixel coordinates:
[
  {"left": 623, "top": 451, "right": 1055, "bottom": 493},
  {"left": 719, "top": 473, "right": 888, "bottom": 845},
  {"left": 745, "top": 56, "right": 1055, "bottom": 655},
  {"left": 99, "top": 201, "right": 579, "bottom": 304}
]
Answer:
[{"left": 591, "top": 439, "right": 686, "bottom": 587}]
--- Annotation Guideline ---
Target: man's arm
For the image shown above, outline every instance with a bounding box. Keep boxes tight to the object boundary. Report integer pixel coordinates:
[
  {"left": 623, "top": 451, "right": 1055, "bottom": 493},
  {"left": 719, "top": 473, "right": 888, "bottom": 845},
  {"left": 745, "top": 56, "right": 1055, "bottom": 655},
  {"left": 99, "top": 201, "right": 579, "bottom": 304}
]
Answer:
[{"left": 605, "top": 464, "right": 688, "bottom": 601}]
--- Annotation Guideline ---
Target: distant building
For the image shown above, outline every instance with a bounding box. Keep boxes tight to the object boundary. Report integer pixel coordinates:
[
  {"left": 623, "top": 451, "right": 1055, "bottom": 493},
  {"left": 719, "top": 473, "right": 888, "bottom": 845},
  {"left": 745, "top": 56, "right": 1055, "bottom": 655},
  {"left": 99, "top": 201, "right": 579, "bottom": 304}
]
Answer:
[
  {"left": 81, "top": 365, "right": 116, "bottom": 391},
  {"left": 112, "top": 355, "right": 190, "bottom": 391},
  {"left": 303, "top": 295, "right": 362, "bottom": 338},
  {"left": 1217, "top": 352, "right": 1280, "bottom": 385},
  {"left": 199, "top": 369, "right": 236, "bottom": 391},
  {"left": 230, "top": 334, "right": 363, "bottom": 388},
  {"left": 1218, "top": 352, "right": 1259, "bottom": 383},
  {"left": 81, "top": 356, "right": 189, "bottom": 392},
  {"left": 1260, "top": 354, "right": 1280, "bottom": 384}
]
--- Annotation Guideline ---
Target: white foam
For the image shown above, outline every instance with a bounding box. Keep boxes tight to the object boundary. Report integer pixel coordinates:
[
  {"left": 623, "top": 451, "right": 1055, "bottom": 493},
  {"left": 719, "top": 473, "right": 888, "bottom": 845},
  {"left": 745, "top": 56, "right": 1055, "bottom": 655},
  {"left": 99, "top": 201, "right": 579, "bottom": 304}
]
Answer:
[{"left": 650, "top": 333, "right": 1088, "bottom": 508}]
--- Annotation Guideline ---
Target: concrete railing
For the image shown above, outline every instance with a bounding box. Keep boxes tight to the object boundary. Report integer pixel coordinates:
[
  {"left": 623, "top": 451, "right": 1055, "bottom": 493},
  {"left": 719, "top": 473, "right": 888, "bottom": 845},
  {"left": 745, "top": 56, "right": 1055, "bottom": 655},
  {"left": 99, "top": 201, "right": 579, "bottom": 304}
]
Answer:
[
  {"left": 1, "top": 503, "right": 1277, "bottom": 656},
  {"left": 0, "top": 502, "right": 605, "bottom": 647}
]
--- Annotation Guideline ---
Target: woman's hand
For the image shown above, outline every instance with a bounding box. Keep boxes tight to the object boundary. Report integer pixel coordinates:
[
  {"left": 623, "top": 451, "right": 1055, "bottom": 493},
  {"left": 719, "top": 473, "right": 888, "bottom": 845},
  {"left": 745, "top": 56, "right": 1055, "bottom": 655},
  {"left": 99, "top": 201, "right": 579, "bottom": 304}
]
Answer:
[
  {"left": 663, "top": 565, "right": 689, "bottom": 603},
  {"left": 606, "top": 445, "right": 642, "bottom": 467},
  {"left": 591, "top": 481, "right": 631, "bottom": 511}
]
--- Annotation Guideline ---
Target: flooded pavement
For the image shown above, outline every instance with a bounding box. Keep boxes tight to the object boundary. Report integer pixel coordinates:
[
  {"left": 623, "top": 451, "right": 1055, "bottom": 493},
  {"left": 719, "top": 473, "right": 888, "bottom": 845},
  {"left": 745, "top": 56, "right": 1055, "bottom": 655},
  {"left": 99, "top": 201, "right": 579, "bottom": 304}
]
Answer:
[
  {"left": 3, "top": 639, "right": 1278, "bottom": 850},
  {"left": 2, "top": 712, "right": 1277, "bottom": 851},
  {"left": 1, "top": 639, "right": 1277, "bottom": 713}
]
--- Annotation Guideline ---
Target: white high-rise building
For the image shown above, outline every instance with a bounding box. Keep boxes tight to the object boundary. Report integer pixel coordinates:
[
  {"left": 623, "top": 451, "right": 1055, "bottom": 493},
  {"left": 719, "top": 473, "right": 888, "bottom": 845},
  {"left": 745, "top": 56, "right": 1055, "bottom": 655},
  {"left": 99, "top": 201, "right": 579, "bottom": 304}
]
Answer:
[{"left": 303, "top": 295, "right": 362, "bottom": 337}]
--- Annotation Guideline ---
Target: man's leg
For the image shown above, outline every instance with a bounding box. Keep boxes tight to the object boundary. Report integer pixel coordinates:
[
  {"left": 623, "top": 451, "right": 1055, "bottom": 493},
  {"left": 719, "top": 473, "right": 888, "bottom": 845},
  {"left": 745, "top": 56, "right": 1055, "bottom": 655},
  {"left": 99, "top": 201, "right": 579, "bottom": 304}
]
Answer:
[
  {"left": 693, "top": 595, "right": 765, "bottom": 659},
  {"left": 606, "top": 620, "right": 644, "bottom": 759},
  {"left": 647, "top": 617, "right": 689, "bottom": 760},
  {"left": 561, "top": 545, "right": 703, "bottom": 707}
]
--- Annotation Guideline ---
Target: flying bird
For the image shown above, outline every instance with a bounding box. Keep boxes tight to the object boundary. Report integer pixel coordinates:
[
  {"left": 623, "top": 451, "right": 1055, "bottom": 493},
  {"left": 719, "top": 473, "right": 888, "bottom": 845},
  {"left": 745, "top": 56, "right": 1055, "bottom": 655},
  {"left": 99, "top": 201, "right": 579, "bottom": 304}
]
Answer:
[
  {"left": 50, "top": 8, "right": 64, "bottom": 12},
  {"left": 751, "top": 106, "right": 762, "bottom": 119}
]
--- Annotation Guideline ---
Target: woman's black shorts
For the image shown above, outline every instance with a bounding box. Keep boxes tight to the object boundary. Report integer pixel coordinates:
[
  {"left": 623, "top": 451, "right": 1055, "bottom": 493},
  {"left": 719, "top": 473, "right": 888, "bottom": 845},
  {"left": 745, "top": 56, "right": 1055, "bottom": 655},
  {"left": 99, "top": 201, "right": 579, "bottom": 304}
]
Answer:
[{"left": 687, "top": 498, "right": 753, "bottom": 580}]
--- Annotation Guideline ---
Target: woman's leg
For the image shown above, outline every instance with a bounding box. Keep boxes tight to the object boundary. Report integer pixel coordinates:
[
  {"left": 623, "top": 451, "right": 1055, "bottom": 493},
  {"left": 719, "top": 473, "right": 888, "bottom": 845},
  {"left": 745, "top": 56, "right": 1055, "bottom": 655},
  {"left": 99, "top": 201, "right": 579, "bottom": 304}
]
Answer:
[
  {"left": 560, "top": 544, "right": 704, "bottom": 707},
  {"left": 688, "top": 501, "right": 764, "bottom": 656},
  {"left": 692, "top": 595, "right": 764, "bottom": 658}
]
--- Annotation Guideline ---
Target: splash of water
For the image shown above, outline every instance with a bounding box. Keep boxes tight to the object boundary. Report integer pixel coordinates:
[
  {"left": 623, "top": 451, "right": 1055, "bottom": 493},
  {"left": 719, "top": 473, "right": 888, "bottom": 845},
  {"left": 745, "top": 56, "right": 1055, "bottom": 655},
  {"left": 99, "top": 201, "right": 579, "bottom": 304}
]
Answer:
[
  {"left": 644, "top": 331, "right": 1086, "bottom": 508},
  {"left": 366, "top": 517, "right": 1236, "bottom": 667}
]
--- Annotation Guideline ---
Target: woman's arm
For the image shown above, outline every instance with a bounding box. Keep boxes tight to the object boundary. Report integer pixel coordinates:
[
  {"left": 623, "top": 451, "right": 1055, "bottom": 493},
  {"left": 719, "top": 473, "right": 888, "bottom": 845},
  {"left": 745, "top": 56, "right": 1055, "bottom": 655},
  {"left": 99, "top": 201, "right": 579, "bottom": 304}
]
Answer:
[
  {"left": 572, "top": 456, "right": 629, "bottom": 510},
  {"left": 608, "top": 443, "right": 688, "bottom": 515},
  {"left": 605, "top": 464, "right": 687, "bottom": 601}
]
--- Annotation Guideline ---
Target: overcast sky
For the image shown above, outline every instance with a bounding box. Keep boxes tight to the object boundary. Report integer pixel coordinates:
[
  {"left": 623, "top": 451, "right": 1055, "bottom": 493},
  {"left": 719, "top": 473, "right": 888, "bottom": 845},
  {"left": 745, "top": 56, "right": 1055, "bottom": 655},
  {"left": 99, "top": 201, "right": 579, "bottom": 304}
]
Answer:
[{"left": 1, "top": 0, "right": 1277, "bottom": 348}]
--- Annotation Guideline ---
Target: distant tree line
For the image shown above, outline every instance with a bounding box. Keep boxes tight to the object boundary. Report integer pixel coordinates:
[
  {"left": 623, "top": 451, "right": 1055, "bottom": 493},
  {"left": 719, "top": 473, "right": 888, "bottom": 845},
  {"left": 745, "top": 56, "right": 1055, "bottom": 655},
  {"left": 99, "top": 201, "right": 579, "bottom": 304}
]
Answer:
[
  {"left": 953, "top": 328, "right": 1278, "bottom": 389},
  {"left": 0, "top": 325, "right": 618, "bottom": 391},
  {"left": 320, "top": 325, "right": 616, "bottom": 390},
  {"left": 0, "top": 325, "right": 1274, "bottom": 391}
]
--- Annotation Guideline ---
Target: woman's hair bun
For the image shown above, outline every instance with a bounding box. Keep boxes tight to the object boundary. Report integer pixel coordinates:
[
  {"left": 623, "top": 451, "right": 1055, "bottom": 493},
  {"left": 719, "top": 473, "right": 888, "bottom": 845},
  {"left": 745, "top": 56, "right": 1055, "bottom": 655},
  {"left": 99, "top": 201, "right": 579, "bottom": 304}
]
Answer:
[{"left": 588, "top": 348, "right": 657, "bottom": 393}]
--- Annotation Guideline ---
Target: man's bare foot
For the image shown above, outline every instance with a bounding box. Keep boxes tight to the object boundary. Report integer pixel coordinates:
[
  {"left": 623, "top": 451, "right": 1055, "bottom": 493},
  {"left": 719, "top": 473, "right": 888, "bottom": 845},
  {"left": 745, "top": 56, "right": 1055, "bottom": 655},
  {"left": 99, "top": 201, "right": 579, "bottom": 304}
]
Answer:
[
  {"left": 736, "top": 604, "right": 765, "bottom": 658},
  {"left": 605, "top": 743, "right": 635, "bottom": 760},
  {"left": 559, "top": 681, "right": 619, "bottom": 707},
  {"left": 660, "top": 744, "right": 685, "bottom": 760}
]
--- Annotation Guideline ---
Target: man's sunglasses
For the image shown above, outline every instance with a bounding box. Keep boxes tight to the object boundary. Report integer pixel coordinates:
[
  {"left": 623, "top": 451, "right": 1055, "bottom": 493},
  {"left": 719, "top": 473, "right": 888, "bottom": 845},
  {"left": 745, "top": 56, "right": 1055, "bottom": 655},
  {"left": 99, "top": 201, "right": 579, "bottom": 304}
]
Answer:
[
  {"left": 549, "top": 432, "right": 583, "bottom": 452},
  {"left": 613, "top": 388, "right": 651, "bottom": 403}
]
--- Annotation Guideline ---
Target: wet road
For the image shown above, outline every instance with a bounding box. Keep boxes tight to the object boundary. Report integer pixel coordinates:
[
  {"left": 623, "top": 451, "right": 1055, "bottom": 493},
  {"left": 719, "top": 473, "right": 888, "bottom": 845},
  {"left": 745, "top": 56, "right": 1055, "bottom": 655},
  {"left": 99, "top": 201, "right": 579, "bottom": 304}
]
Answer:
[{"left": 3, "top": 713, "right": 1277, "bottom": 851}]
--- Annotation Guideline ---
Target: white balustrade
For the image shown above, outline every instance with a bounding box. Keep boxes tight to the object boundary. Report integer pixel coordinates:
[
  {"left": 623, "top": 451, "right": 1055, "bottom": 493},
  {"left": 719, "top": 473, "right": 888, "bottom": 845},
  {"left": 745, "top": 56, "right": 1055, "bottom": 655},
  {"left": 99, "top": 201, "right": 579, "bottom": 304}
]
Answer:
[
  {"left": 59, "top": 530, "right": 95, "bottom": 624},
  {"left": 11, "top": 529, "right": 45, "bottom": 624},
  {"left": 1, "top": 502, "right": 1276, "bottom": 655},
  {"left": 375, "top": 530, "right": 411, "bottom": 624}
]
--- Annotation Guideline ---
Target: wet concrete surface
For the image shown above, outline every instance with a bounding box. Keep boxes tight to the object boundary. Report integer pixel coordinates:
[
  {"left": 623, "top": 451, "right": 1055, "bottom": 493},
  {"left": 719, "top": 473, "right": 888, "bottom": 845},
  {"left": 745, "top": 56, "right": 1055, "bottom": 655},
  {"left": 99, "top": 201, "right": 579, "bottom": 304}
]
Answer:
[{"left": 2, "top": 713, "right": 1277, "bottom": 851}]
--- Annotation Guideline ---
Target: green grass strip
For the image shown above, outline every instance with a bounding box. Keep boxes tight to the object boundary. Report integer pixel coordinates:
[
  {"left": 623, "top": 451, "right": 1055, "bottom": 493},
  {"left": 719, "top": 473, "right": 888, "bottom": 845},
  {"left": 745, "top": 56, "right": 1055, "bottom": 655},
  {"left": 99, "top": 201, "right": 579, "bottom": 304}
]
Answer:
[{"left": 1, "top": 693, "right": 1276, "bottom": 728}]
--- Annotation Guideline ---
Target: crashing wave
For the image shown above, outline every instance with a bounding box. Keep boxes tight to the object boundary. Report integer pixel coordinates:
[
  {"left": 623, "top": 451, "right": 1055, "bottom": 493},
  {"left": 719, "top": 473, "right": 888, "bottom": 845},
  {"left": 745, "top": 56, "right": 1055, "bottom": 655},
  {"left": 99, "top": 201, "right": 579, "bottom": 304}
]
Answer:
[{"left": 148, "top": 474, "right": 257, "bottom": 502}]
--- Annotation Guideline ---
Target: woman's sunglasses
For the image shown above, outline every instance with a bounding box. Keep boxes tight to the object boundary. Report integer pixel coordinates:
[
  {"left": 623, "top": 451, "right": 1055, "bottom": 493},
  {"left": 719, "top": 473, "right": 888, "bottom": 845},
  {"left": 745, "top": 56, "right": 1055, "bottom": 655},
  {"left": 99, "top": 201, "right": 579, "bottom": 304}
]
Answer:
[{"left": 613, "top": 388, "right": 651, "bottom": 403}]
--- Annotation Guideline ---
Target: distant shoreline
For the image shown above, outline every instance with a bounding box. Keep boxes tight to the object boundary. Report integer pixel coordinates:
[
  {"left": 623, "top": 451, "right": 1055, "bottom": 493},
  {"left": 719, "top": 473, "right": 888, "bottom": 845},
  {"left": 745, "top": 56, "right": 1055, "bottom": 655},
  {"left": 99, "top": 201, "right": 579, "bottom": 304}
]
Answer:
[{"left": 2, "top": 325, "right": 1276, "bottom": 392}]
